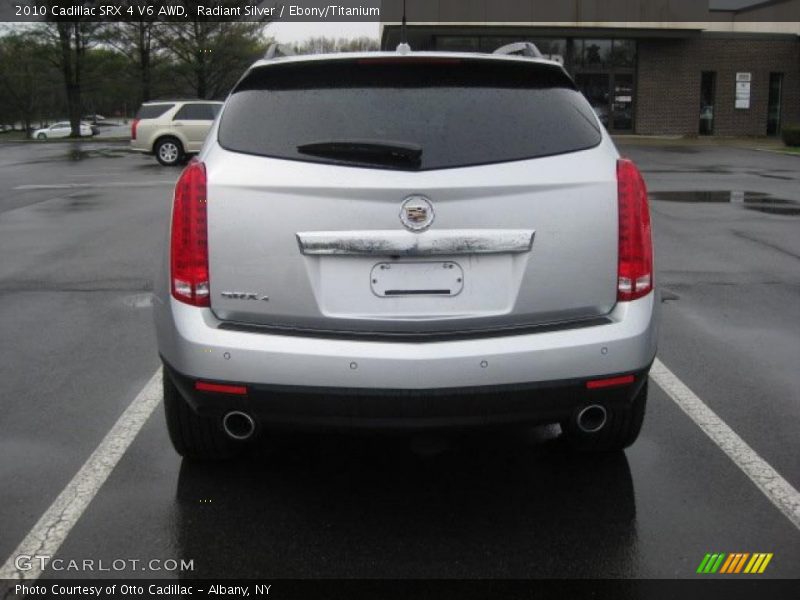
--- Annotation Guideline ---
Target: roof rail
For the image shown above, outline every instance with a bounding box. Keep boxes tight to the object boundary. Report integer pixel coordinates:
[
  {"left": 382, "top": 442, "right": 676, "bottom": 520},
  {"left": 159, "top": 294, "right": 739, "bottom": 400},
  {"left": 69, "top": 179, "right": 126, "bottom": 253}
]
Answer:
[
  {"left": 264, "top": 43, "right": 296, "bottom": 59},
  {"left": 493, "top": 42, "right": 543, "bottom": 59}
]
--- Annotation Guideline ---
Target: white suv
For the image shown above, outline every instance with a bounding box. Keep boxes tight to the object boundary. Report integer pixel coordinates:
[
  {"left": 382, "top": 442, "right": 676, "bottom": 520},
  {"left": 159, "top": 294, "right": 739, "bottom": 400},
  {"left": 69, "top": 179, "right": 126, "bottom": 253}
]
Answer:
[{"left": 130, "top": 100, "right": 222, "bottom": 166}]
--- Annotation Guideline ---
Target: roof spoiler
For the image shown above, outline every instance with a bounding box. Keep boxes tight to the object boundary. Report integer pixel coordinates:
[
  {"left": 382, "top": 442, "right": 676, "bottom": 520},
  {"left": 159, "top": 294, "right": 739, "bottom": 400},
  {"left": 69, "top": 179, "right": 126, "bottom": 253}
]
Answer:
[{"left": 493, "top": 42, "right": 543, "bottom": 59}]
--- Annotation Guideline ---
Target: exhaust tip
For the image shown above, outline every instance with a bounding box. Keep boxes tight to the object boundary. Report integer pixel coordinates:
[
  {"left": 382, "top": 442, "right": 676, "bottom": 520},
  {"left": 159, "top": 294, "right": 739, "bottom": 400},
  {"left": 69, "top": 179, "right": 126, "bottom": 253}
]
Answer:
[
  {"left": 576, "top": 405, "right": 608, "bottom": 434},
  {"left": 222, "top": 411, "right": 256, "bottom": 441}
]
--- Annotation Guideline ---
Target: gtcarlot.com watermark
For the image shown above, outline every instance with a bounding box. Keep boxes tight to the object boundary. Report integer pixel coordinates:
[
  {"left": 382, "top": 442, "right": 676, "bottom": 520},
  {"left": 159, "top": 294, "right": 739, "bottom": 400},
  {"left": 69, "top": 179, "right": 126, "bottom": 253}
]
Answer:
[{"left": 15, "top": 554, "right": 194, "bottom": 573}]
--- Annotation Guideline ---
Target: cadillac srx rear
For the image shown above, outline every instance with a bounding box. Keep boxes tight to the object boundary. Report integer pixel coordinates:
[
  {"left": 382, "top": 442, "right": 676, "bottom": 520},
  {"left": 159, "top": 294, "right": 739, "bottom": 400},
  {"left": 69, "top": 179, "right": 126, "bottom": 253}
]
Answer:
[{"left": 153, "top": 51, "right": 658, "bottom": 459}]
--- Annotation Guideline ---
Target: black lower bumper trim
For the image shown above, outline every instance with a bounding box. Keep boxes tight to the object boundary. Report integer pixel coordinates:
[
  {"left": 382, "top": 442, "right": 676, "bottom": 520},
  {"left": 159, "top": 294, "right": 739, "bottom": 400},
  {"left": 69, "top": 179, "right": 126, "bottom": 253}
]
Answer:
[{"left": 162, "top": 360, "right": 650, "bottom": 431}]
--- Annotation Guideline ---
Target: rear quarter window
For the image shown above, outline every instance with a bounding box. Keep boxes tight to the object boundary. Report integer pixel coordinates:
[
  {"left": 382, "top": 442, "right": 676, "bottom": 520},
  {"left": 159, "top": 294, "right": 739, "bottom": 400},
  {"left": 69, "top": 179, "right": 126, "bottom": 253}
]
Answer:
[
  {"left": 218, "top": 58, "right": 602, "bottom": 170},
  {"left": 174, "top": 104, "right": 219, "bottom": 121},
  {"left": 135, "top": 104, "right": 175, "bottom": 120}
]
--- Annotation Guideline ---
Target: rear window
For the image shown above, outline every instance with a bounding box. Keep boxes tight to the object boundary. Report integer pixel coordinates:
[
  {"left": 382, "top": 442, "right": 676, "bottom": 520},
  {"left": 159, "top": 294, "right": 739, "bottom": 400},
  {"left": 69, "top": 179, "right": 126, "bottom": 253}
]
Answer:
[
  {"left": 135, "top": 104, "right": 174, "bottom": 120},
  {"left": 218, "top": 58, "right": 602, "bottom": 171}
]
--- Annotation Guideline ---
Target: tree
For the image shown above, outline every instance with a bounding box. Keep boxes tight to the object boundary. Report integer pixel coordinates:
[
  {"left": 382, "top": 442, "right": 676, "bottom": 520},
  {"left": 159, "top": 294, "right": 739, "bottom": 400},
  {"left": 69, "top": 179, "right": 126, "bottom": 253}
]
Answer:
[
  {"left": 100, "top": 18, "right": 160, "bottom": 104},
  {"left": 38, "top": 8, "right": 102, "bottom": 137},
  {"left": 293, "top": 36, "right": 380, "bottom": 55},
  {"left": 340, "top": 37, "right": 381, "bottom": 53},
  {"left": 82, "top": 46, "right": 138, "bottom": 118},
  {"left": 155, "top": 18, "right": 269, "bottom": 99},
  {"left": 0, "top": 31, "right": 59, "bottom": 136},
  {"left": 53, "top": 22, "right": 93, "bottom": 136}
]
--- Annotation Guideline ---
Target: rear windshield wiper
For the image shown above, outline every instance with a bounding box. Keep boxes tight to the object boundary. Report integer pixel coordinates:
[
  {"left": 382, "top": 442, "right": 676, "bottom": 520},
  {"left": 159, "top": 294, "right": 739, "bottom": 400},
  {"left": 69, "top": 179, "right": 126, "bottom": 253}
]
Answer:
[{"left": 296, "top": 139, "right": 422, "bottom": 167}]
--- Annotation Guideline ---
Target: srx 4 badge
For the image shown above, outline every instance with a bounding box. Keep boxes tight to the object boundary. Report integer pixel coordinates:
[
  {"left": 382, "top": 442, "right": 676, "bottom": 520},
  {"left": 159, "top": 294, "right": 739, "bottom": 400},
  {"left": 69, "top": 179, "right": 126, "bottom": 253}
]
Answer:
[{"left": 220, "top": 292, "right": 269, "bottom": 301}]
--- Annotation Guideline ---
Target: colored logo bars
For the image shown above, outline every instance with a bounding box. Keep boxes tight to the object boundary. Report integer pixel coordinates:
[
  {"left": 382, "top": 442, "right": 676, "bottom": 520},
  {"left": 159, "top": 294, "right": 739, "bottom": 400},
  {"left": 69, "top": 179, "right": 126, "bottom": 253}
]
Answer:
[{"left": 696, "top": 553, "right": 773, "bottom": 574}]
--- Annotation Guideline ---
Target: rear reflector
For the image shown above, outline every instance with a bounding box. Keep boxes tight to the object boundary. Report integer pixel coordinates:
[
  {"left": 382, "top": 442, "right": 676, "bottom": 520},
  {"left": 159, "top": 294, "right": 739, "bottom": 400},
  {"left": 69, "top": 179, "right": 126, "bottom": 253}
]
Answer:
[
  {"left": 170, "top": 160, "right": 210, "bottom": 306},
  {"left": 586, "top": 375, "right": 635, "bottom": 390},
  {"left": 617, "top": 159, "right": 653, "bottom": 302},
  {"left": 195, "top": 381, "right": 247, "bottom": 395}
]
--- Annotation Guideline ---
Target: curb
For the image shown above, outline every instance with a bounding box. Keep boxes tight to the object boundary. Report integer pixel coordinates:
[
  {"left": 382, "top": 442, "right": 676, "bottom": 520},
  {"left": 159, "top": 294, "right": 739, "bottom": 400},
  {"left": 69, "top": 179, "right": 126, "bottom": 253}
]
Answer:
[
  {"left": 752, "top": 148, "right": 800, "bottom": 157},
  {"left": 611, "top": 135, "right": 786, "bottom": 151}
]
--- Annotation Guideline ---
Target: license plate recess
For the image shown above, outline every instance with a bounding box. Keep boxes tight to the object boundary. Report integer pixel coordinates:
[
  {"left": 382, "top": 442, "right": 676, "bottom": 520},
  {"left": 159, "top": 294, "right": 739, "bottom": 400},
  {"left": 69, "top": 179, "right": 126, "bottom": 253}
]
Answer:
[{"left": 370, "top": 262, "right": 464, "bottom": 297}]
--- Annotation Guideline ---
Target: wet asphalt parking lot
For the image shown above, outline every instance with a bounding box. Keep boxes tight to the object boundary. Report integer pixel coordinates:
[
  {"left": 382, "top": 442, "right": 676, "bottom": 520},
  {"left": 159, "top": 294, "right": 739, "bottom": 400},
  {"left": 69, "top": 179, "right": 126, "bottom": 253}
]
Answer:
[{"left": 0, "top": 140, "right": 798, "bottom": 587}]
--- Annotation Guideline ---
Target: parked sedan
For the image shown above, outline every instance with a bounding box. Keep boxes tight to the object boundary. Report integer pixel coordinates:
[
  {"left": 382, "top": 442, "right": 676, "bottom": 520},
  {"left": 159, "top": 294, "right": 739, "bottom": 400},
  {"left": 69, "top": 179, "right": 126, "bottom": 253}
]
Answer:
[{"left": 33, "top": 121, "right": 93, "bottom": 139}]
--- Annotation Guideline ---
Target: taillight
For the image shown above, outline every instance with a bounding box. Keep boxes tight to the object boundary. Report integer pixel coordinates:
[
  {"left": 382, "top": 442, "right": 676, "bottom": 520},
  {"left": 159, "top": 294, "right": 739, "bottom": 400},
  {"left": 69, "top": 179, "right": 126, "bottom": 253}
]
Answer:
[
  {"left": 170, "top": 160, "right": 209, "bottom": 306},
  {"left": 617, "top": 159, "right": 653, "bottom": 302},
  {"left": 131, "top": 118, "right": 139, "bottom": 140}
]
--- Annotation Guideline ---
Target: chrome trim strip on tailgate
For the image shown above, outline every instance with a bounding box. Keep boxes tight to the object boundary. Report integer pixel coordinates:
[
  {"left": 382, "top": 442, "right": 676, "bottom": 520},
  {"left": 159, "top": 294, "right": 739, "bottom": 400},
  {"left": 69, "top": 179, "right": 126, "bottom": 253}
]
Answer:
[{"left": 296, "top": 230, "right": 535, "bottom": 256}]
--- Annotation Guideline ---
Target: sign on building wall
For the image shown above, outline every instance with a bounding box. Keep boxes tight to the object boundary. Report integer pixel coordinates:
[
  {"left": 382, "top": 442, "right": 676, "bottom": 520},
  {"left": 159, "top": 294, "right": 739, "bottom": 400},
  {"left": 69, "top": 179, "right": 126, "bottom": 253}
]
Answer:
[{"left": 735, "top": 73, "right": 752, "bottom": 109}]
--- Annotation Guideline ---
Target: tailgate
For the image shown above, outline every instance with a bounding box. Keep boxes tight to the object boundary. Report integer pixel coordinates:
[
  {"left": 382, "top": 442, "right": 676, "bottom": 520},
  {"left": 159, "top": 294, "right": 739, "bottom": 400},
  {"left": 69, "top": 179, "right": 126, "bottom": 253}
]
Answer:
[{"left": 206, "top": 145, "right": 618, "bottom": 335}]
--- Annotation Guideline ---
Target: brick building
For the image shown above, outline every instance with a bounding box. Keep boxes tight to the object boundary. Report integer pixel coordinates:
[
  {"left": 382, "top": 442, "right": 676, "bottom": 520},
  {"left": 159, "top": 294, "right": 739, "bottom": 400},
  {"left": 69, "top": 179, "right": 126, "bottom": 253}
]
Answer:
[{"left": 380, "top": 1, "right": 800, "bottom": 136}]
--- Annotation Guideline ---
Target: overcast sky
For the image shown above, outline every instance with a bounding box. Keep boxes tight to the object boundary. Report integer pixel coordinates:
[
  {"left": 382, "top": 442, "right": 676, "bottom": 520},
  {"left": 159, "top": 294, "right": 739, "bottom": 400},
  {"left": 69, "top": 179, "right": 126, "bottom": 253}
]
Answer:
[{"left": 266, "top": 21, "right": 381, "bottom": 43}]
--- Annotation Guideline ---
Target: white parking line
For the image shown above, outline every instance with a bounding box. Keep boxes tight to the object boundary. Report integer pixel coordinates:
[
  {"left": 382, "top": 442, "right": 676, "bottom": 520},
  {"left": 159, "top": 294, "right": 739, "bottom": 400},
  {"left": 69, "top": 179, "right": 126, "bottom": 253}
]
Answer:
[
  {"left": 14, "top": 182, "right": 174, "bottom": 190},
  {"left": 651, "top": 358, "right": 800, "bottom": 531},
  {"left": 0, "top": 369, "right": 163, "bottom": 581}
]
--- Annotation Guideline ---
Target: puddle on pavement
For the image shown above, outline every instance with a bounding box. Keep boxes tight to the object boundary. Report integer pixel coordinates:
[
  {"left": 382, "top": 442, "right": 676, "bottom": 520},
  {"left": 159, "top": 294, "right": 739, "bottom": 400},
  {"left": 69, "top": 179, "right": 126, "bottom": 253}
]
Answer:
[
  {"left": 133, "top": 162, "right": 165, "bottom": 171},
  {"left": 8, "top": 144, "right": 134, "bottom": 166},
  {"left": 645, "top": 166, "right": 732, "bottom": 175},
  {"left": 66, "top": 146, "right": 134, "bottom": 161},
  {"left": 35, "top": 192, "right": 99, "bottom": 212},
  {"left": 650, "top": 190, "right": 800, "bottom": 216},
  {"left": 648, "top": 146, "right": 701, "bottom": 154},
  {"left": 757, "top": 173, "right": 793, "bottom": 181}
]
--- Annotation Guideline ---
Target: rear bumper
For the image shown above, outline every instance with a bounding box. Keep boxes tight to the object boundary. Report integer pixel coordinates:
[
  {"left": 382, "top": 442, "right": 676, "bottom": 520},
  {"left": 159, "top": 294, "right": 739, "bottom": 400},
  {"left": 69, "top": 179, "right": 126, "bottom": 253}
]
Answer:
[
  {"left": 155, "top": 290, "right": 658, "bottom": 427},
  {"left": 156, "top": 292, "right": 657, "bottom": 389},
  {"left": 164, "top": 360, "right": 650, "bottom": 431}
]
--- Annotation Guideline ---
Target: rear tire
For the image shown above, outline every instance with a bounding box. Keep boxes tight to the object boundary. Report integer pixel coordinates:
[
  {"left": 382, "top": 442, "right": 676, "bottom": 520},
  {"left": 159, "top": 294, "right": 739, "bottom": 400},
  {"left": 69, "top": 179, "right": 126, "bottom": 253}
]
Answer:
[
  {"left": 561, "top": 380, "right": 648, "bottom": 452},
  {"left": 154, "top": 136, "right": 183, "bottom": 166},
  {"left": 163, "top": 373, "right": 238, "bottom": 460}
]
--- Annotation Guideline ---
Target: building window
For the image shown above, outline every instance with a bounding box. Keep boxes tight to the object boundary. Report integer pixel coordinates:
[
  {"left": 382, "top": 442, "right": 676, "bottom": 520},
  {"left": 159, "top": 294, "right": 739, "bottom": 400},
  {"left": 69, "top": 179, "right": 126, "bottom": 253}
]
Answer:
[
  {"left": 476, "top": 37, "right": 566, "bottom": 63},
  {"left": 572, "top": 39, "right": 637, "bottom": 133},
  {"left": 574, "top": 39, "right": 634, "bottom": 69},
  {"left": 610, "top": 40, "right": 636, "bottom": 68},
  {"left": 612, "top": 74, "right": 635, "bottom": 131},
  {"left": 699, "top": 72, "right": 717, "bottom": 136},
  {"left": 435, "top": 36, "right": 480, "bottom": 52},
  {"left": 767, "top": 73, "right": 784, "bottom": 136},
  {"left": 580, "top": 39, "right": 613, "bottom": 68}
]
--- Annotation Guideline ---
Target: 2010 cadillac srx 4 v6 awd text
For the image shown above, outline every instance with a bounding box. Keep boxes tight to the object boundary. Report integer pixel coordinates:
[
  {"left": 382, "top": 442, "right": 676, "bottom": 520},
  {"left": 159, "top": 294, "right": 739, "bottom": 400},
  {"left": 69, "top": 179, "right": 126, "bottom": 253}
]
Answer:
[{"left": 153, "top": 49, "right": 658, "bottom": 459}]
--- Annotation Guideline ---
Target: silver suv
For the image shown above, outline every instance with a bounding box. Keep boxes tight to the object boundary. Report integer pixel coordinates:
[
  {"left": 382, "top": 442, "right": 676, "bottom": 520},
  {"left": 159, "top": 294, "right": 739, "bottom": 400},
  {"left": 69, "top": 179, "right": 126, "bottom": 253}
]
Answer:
[
  {"left": 130, "top": 100, "right": 222, "bottom": 166},
  {"left": 154, "top": 51, "right": 658, "bottom": 459}
]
